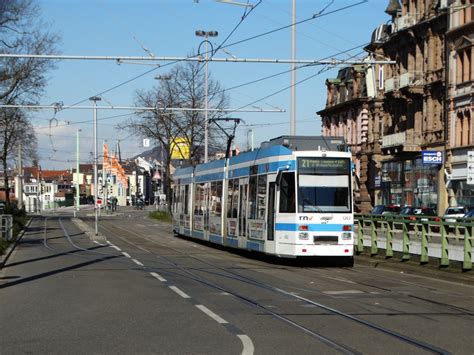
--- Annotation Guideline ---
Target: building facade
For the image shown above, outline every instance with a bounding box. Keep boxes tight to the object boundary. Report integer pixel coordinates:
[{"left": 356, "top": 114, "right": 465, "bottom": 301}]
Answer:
[
  {"left": 445, "top": 0, "right": 474, "bottom": 207},
  {"left": 319, "top": 0, "right": 456, "bottom": 214}
]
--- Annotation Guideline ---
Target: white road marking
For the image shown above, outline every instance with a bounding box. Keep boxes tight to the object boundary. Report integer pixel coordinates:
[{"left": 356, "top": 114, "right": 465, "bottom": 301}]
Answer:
[
  {"left": 323, "top": 290, "right": 364, "bottom": 295},
  {"left": 150, "top": 272, "right": 167, "bottom": 282},
  {"left": 195, "top": 305, "right": 228, "bottom": 324},
  {"left": 132, "top": 259, "right": 144, "bottom": 266},
  {"left": 169, "top": 286, "right": 191, "bottom": 299},
  {"left": 122, "top": 252, "right": 131, "bottom": 258},
  {"left": 320, "top": 276, "right": 356, "bottom": 284},
  {"left": 106, "top": 241, "right": 112, "bottom": 245},
  {"left": 111, "top": 245, "right": 121, "bottom": 251},
  {"left": 237, "top": 335, "right": 255, "bottom": 355}
]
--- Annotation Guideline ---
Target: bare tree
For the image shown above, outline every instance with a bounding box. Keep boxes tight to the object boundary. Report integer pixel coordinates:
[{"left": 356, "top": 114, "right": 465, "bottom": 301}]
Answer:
[
  {"left": 0, "top": 109, "right": 37, "bottom": 204},
  {"left": 0, "top": 0, "right": 60, "bottom": 206},
  {"left": 121, "top": 60, "right": 229, "bottom": 205}
]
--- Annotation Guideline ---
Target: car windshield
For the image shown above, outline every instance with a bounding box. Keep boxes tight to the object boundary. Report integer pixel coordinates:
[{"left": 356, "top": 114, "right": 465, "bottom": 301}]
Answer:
[
  {"left": 371, "top": 205, "right": 385, "bottom": 214},
  {"left": 445, "top": 207, "right": 465, "bottom": 215},
  {"left": 399, "top": 207, "right": 415, "bottom": 215}
]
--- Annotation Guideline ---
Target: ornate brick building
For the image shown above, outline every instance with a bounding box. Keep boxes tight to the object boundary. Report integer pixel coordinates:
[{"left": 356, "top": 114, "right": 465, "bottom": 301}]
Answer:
[
  {"left": 445, "top": 0, "right": 474, "bottom": 206},
  {"left": 319, "top": 0, "right": 452, "bottom": 213}
]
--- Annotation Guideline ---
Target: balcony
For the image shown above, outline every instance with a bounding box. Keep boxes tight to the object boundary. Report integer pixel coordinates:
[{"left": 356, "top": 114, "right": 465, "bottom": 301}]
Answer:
[
  {"left": 382, "top": 132, "right": 406, "bottom": 148},
  {"left": 394, "top": 14, "right": 417, "bottom": 32},
  {"left": 384, "top": 77, "right": 399, "bottom": 93},
  {"left": 400, "top": 71, "right": 424, "bottom": 88}
]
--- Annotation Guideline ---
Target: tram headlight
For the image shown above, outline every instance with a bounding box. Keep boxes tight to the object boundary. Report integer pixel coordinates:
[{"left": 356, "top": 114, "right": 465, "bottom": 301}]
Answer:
[
  {"left": 299, "top": 232, "right": 309, "bottom": 240},
  {"left": 342, "top": 232, "right": 352, "bottom": 240}
]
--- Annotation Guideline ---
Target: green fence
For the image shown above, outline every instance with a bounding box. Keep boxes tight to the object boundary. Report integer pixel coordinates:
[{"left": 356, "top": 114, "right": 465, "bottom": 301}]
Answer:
[{"left": 355, "top": 214, "right": 473, "bottom": 271}]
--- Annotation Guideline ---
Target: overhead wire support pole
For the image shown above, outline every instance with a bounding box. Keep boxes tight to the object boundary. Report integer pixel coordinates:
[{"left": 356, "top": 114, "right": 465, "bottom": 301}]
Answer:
[
  {"left": 89, "top": 96, "right": 101, "bottom": 237},
  {"left": 291, "top": 0, "right": 296, "bottom": 135},
  {"left": 75, "top": 129, "right": 81, "bottom": 218}
]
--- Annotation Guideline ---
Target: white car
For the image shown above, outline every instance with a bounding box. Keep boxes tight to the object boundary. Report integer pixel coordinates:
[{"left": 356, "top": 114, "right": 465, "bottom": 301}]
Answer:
[{"left": 443, "top": 206, "right": 467, "bottom": 223}]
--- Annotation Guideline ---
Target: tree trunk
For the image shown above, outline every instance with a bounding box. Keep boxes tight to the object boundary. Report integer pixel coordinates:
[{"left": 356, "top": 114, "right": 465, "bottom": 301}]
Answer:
[{"left": 2, "top": 156, "right": 10, "bottom": 207}]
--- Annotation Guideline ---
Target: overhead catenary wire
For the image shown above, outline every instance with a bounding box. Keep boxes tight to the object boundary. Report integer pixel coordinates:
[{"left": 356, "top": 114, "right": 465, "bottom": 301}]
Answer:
[
  {"left": 19, "top": 0, "right": 368, "bottom": 114},
  {"left": 30, "top": 1, "right": 370, "bottom": 165}
]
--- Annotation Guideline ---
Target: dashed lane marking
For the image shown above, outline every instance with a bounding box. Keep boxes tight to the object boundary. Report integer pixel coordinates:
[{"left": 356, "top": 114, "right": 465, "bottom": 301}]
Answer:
[
  {"left": 111, "top": 245, "right": 122, "bottom": 251},
  {"left": 150, "top": 272, "right": 167, "bottom": 282},
  {"left": 132, "top": 259, "right": 144, "bottom": 266},
  {"left": 122, "top": 252, "right": 131, "bottom": 258},
  {"left": 323, "top": 290, "right": 364, "bottom": 295},
  {"left": 195, "top": 305, "right": 228, "bottom": 324},
  {"left": 169, "top": 286, "right": 191, "bottom": 299}
]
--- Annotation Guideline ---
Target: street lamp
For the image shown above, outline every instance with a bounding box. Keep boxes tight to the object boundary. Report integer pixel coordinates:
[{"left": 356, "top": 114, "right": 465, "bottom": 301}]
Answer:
[
  {"left": 195, "top": 30, "right": 218, "bottom": 163},
  {"left": 89, "top": 96, "right": 101, "bottom": 236},
  {"left": 75, "top": 129, "right": 81, "bottom": 218}
]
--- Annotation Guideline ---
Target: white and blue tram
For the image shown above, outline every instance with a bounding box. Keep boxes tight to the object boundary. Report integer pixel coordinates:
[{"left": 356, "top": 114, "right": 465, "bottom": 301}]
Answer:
[{"left": 172, "top": 136, "right": 354, "bottom": 264}]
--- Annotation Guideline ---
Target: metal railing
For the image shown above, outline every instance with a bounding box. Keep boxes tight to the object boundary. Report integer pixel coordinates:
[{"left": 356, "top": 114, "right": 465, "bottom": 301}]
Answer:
[
  {"left": 355, "top": 214, "right": 473, "bottom": 271},
  {"left": 0, "top": 215, "right": 14, "bottom": 242}
]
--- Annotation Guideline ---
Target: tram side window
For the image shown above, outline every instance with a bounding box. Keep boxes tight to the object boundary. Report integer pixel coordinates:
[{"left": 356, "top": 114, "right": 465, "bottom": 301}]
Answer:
[
  {"left": 184, "top": 185, "right": 189, "bottom": 215},
  {"left": 257, "top": 175, "right": 267, "bottom": 219},
  {"left": 227, "top": 179, "right": 238, "bottom": 218},
  {"left": 210, "top": 181, "right": 223, "bottom": 217},
  {"left": 194, "top": 183, "right": 205, "bottom": 215},
  {"left": 227, "top": 179, "right": 235, "bottom": 218},
  {"left": 249, "top": 176, "right": 258, "bottom": 219},
  {"left": 279, "top": 172, "right": 296, "bottom": 213}
]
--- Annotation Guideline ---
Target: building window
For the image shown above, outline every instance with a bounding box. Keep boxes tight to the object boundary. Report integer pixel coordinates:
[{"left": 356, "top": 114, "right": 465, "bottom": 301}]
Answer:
[
  {"left": 457, "top": 48, "right": 472, "bottom": 84},
  {"left": 455, "top": 110, "right": 471, "bottom": 146}
]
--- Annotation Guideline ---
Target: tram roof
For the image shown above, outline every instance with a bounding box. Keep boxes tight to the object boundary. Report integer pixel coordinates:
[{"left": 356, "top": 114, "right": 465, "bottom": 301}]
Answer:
[{"left": 173, "top": 136, "right": 347, "bottom": 178}]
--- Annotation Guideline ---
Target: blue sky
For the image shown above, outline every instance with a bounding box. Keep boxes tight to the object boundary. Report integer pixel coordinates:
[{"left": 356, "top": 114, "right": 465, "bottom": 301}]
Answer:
[{"left": 33, "top": 0, "right": 390, "bottom": 169}]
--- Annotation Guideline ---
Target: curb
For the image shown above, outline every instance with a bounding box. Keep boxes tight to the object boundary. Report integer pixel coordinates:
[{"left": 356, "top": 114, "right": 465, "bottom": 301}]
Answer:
[
  {"left": 71, "top": 217, "right": 107, "bottom": 243},
  {"left": 354, "top": 253, "right": 473, "bottom": 284},
  {"left": 0, "top": 217, "right": 34, "bottom": 270}
]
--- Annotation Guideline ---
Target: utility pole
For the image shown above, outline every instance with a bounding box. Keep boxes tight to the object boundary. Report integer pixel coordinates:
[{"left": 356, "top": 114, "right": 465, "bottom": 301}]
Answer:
[
  {"left": 90, "top": 96, "right": 101, "bottom": 236},
  {"left": 17, "top": 144, "right": 23, "bottom": 210},
  {"left": 290, "top": 0, "right": 296, "bottom": 135},
  {"left": 103, "top": 141, "right": 108, "bottom": 214},
  {"left": 75, "top": 129, "right": 81, "bottom": 217}
]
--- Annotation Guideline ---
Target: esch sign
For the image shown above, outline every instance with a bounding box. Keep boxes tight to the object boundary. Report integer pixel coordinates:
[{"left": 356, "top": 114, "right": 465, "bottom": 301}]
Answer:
[{"left": 422, "top": 151, "right": 443, "bottom": 165}]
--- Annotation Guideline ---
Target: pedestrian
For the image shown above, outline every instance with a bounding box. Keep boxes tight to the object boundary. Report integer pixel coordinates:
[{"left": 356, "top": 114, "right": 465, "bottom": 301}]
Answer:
[{"left": 112, "top": 196, "right": 117, "bottom": 212}]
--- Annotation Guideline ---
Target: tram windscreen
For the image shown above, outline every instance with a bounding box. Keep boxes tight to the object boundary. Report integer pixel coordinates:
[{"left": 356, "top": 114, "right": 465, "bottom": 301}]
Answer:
[{"left": 297, "top": 157, "right": 351, "bottom": 213}]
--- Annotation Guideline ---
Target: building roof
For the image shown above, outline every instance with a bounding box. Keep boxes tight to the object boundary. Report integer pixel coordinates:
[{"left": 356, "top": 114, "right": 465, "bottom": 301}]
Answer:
[{"left": 23, "top": 167, "right": 72, "bottom": 182}]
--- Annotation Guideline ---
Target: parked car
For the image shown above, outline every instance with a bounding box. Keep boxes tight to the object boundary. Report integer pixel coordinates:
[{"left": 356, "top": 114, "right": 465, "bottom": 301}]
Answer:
[
  {"left": 371, "top": 204, "right": 400, "bottom": 215},
  {"left": 443, "top": 206, "right": 467, "bottom": 223},
  {"left": 463, "top": 209, "right": 474, "bottom": 219},
  {"left": 398, "top": 206, "right": 440, "bottom": 231}
]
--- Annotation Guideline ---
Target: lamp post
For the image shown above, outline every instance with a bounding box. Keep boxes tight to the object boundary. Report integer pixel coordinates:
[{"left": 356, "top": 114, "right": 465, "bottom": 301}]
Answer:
[
  {"left": 89, "top": 96, "right": 101, "bottom": 236},
  {"left": 195, "top": 30, "right": 218, "bottom": 163},
  {"left": 75, "top": 129, "right": 81, "bottom": 218}
]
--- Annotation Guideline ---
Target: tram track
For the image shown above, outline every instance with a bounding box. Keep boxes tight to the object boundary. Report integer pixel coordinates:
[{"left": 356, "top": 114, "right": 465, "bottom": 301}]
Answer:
[
  {"left": 301, "top": 264, "right": 474, "bottom": 317},
  {"left": 98, "top": 219, "right": 451, "bottom": 355}
]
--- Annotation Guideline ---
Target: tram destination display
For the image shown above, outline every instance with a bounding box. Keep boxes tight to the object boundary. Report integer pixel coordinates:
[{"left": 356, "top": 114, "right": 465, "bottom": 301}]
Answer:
[{"left": 298, "top": 157, "right": 350, "bottom": 175}]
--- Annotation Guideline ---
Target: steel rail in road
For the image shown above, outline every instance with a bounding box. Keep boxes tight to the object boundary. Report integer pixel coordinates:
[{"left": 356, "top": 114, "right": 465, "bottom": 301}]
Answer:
[{"left": 98, "top": 218, "right": 450, "bottom": 355}]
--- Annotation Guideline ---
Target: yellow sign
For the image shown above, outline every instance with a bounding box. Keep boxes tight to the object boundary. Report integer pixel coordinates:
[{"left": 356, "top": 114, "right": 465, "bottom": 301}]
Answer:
[{"left": 171, "top": 137, "right": 190, "bottom": 159}]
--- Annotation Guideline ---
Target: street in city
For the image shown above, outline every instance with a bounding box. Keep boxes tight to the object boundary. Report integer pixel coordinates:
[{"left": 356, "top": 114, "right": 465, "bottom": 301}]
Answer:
[{"left": 1, "top": 208, "right": 473, "bottom": 354}]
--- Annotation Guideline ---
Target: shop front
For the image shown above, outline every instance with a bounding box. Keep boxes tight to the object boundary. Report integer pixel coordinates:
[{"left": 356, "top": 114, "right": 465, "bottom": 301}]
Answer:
[{"left": 380, "top": 154, "right": 441, "bottom": 209}]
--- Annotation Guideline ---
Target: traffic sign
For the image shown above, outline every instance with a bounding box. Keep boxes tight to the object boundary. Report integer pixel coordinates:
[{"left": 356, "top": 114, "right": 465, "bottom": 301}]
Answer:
[{"left": 468, "top": 151, "right": 474, "bottom": 185}]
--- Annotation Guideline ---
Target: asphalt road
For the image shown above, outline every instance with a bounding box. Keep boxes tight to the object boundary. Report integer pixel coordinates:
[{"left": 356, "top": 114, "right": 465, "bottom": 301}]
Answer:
[{"left": 1, "top": 207, "right": 473, "bottom": 354}]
